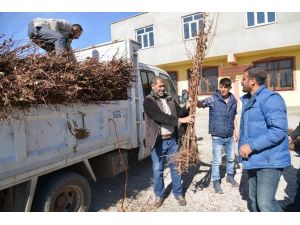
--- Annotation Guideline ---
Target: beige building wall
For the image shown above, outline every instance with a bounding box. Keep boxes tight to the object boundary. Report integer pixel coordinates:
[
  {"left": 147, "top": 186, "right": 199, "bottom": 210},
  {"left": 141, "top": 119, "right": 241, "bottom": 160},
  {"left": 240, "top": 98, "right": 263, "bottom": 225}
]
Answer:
[
  {"left": 111, "top": 12, "right": 300, "bottom": 107},
  {"left": 112, "top": 12, "right": 300, "bottom": 65}
]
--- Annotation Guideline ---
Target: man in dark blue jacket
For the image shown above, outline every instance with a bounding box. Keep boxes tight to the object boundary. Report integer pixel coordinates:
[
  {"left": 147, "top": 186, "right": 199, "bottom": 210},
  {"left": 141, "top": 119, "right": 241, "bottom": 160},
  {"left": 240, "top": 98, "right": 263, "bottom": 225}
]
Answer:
[
  {"left": 239, "top": 66, "right": 291, "bottom": 212},
  {"left": 197, "top": 78, "right": 239, "bottom": 194}
]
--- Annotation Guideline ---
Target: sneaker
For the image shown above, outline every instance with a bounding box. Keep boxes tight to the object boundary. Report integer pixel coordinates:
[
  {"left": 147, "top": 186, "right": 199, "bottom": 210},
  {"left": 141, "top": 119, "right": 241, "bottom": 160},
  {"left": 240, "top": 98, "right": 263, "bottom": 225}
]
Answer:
[
  {"left": 175, "top": 195, "right": 187, "bottom": 206},
  {"left": 213, "top": 180, "right": 224, "bottom": 194},
  {"left": 153, "top": 197, "right": 164, "bottom": 208},
  {"left": 226, "top": 175, "right": 239, "bottom": 187}
]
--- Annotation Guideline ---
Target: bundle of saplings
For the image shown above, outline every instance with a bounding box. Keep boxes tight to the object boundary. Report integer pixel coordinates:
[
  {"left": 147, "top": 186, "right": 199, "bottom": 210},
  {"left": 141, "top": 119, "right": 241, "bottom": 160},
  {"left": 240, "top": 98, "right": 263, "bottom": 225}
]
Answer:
[{"left": 0, "top": 37, "right": 134, "bottom": 120}]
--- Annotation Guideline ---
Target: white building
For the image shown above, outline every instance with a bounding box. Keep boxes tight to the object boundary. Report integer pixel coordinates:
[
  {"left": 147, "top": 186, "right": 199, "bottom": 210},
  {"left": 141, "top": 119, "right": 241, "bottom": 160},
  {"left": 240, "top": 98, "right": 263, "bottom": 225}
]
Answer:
[{"left": 111, "top": 12, "right": 300, "bottom": 107}]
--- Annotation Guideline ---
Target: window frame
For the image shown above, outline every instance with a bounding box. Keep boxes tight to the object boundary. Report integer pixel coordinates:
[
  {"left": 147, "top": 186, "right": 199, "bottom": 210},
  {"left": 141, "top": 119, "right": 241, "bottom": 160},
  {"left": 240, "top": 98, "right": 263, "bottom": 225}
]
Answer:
[
  {"left": 135, "top": 25, "right": 155, "bottom": 49},
  {"left": 253, "top": 57, "right": 295, "bottom": 91},
  {"left": 91, "top": 49, "right": 99, "bottom": 59},
  {"left": 166, "top": 71, "right": 178, "bottom": 91},
  {"left": 182, "top": 12, "right": 204, "bottom": 40},
  {"left": 246, "top": 12, "right": 277, "bottom": 28},
  {"left": 187, "top": 66, "right": 219, "bottom": 95},
  {"left": 140, "top": 69, "right": 155, "bottom": 97}
]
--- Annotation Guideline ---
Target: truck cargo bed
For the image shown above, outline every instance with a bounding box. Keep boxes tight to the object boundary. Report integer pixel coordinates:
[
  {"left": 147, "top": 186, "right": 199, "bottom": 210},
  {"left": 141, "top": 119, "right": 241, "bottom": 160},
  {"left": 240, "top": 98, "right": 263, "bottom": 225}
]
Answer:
[{"left": 0, "top": 100, "right": 135, "bottom": 190}]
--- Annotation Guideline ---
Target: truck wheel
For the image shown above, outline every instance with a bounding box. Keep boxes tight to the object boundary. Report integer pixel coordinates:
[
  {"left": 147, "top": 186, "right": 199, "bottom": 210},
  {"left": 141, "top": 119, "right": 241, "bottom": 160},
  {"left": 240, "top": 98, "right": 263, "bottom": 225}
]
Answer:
[{"left": 35, "top": 172, "right": 91, "bottom": 212}]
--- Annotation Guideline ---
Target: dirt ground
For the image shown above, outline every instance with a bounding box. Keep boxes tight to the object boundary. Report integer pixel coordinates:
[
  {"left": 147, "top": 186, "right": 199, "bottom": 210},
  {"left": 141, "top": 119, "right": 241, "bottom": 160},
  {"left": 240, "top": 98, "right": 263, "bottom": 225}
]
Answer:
[{"left": 89, "top": 107, "right": 300, "bottom": 212}]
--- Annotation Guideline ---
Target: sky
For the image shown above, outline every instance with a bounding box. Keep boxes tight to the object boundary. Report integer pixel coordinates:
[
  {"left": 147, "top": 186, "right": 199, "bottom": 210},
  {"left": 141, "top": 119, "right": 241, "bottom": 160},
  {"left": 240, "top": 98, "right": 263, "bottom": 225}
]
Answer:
[{"left": 0, "top": 12, "right": 140, "bottom": 50}]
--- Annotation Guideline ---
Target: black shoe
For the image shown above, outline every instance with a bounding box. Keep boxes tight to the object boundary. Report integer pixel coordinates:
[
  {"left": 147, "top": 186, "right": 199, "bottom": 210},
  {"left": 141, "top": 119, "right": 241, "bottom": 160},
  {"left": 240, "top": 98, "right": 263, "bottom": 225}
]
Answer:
[
  {"left": 226, "top": 175, "right": 239, "bottom": 187},
  {"left": 154, "top": 197, "right": 164, "bottom": 208},
  {"left": 213, "top": 180, "right": 224, "bottom": 194},
  {"left": 175, "top": 195, "right": 187, "bottom": 206}
]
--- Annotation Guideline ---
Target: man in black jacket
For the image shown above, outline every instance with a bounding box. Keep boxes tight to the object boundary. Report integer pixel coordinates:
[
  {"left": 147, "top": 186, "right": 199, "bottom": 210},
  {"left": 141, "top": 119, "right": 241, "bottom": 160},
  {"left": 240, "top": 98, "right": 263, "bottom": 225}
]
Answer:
[
  {"left": 143, "top": 76, "right": 194, "bottom": 208},
  {"left": 286, "top": 122, "right": 300, "bottom": 212}
]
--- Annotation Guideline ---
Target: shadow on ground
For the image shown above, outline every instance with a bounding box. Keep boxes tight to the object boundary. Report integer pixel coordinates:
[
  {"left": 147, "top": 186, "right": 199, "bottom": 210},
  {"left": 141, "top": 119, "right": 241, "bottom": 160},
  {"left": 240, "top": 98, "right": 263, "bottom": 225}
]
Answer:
[{"left": 89, "top": 157, "right": 153, "bottom": 211}]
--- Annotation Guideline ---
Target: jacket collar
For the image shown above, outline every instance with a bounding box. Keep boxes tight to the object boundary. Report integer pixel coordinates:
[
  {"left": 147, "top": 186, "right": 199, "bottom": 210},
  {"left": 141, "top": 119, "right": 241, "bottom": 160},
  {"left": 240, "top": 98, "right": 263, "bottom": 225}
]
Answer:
[
  {"left": 242, "top": 85, "right": 266, "bottom": 99},
  {"left": 255, "top": 84, "right": 266, "bottom": 96},
  {"left": 242, "top": 85, "right": 266, "bottom": 110},
  {"left": 214, "top": 90, "right": 236, "bottom": 103}
]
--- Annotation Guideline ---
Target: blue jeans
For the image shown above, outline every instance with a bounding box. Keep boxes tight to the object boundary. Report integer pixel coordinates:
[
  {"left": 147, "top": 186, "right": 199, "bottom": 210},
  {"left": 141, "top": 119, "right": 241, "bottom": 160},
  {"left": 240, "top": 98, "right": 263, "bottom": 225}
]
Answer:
[
  {"left": 151, "top": 136, "right": 182, "bottom": 198},
  {"left": 247, "top": 168, "right": 283, "bottom": 212},
  {"left": 211, "top": 136, "right": 235, "bottom": 181},
  {"left": 28, "top": 21, "right": 67, "bottom": 53}
]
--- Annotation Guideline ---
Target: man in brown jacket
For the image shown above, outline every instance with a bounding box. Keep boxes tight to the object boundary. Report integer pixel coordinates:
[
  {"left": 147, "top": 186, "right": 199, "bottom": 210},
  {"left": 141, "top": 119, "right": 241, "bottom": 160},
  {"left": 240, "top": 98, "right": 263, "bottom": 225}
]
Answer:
[{"left": 143, "top": 76, "right": 194, "bottom": 208}]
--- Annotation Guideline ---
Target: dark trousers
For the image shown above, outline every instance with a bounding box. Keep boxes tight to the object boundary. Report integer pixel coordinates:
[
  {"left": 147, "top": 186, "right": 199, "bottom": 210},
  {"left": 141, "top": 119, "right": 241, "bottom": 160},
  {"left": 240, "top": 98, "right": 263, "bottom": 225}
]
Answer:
[
  {"left": 247, "top": 168, "right": 283, "bottom": 212},
  {"left": 151, "top": 137, "right": 182, "bottom": 198},
  {"left": 28, "top": 21, "right": 67, "bottom": 54}
]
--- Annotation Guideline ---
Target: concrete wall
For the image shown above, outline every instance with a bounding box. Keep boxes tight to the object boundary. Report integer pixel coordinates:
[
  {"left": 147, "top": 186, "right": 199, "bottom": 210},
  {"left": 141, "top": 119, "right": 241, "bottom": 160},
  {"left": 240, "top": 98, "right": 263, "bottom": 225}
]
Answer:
[
  {"left": 207, "top": 12, "right": 300, "bottom": 58},
  {"left": 111, "top": 12, "right": 300, "bottom": 66},
  {"left": 111, "top": 12, "right": 300, "bottom": 107},
  {"left": 111, "top": 12, "right": 192, "bottom": 65}
]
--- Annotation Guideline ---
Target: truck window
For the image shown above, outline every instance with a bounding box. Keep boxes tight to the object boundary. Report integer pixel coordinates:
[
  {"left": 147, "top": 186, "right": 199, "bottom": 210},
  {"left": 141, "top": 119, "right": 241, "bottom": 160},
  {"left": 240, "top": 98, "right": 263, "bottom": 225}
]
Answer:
[
  {"left": 159, "top": 73, "right": 180, "bottom": 103},
  {"left": 140, "top": 70, "right": 155, "bottom": 97}
]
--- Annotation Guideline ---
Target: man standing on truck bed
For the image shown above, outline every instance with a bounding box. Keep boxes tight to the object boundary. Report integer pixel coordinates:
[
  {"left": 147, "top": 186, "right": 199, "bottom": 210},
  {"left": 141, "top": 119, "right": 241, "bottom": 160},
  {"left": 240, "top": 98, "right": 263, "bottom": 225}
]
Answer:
[
  {"left": 28, "top": 18, "right": 83, "bottom": 62},
  {"left": 143, "top": 76, "right": 194, "bottom": 208}
]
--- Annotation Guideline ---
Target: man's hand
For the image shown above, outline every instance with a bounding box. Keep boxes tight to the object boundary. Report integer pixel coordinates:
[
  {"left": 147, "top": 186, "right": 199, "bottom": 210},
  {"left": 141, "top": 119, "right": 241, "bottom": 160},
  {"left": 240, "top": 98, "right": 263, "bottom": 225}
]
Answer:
[
  {"left": 196, "top": 100, "right": 203, "bottom": 108},
  {"left": 239, "top": 144, "right": 252, "bottom": 159},
  {"left": 288, "top": 136, "right": 292, "bottom": 144},
  {"left": 179, "top": 114, "right": 195, "bottom": 124},
  {"left": 234, "top": 118, "right": 239, "bottom": 142},
  {"left": 234, "top": 132, "right": 239, "bottom": 142},
  {"left": 185, "top": 98, "right": 193, "bottom": 109}
]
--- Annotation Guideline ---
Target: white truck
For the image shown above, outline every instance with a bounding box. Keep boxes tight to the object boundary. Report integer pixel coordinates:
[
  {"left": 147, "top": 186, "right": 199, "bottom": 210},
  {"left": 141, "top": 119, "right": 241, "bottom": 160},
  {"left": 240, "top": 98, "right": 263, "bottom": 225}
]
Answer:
[{"left": 0, "top": 39, "right": 179, "bottom": 212}]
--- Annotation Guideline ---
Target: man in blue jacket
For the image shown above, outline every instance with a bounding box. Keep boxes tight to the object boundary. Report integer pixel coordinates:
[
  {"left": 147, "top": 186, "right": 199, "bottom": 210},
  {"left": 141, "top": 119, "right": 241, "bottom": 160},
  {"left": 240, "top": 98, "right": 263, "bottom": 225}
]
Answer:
[
  {"left": 239, "top": 66, "right": 291, "bottom": 212},
  {"left": 197, "top": 78, "right": 239, "bottom": 194}
]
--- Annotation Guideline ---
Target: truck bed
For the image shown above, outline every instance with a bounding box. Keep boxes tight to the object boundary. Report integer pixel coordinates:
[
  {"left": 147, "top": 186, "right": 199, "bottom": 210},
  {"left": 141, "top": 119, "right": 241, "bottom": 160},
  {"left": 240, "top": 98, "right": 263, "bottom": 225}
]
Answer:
[{"left": 0, "top": 100, "right": 136, "bottom": 190}]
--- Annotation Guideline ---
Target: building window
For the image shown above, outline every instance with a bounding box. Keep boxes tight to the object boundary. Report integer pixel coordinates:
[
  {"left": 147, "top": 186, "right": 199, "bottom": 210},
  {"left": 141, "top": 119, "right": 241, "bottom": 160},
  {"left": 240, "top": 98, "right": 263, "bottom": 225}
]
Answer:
[
  {"left": 182, "top": 13, "right": 204, "bottom": 40},
  {"left": 136, "top": 25, "right": 154, "bottom": 49},
  {"left": 254, "top": 58, "right": 294, "bottom": 91},
  {"left": 166, "top": 71, "right": 178, "bottom": 91},
  {"left": 247, "top": 12, "right": 276, "bottom": 28},
  {"left": 187, "top": 67, "right": 218, "bottom": 95},
  {"left": 92, "top": 49, "right": 99, "bottom": 59}
]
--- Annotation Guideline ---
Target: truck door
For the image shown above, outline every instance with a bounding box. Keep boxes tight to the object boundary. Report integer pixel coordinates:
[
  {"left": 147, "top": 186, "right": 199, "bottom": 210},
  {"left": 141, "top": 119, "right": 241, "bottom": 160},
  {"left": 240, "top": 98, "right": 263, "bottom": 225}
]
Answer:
[{"left": 137, "top": 70, "right": 155, "bottom": 160}]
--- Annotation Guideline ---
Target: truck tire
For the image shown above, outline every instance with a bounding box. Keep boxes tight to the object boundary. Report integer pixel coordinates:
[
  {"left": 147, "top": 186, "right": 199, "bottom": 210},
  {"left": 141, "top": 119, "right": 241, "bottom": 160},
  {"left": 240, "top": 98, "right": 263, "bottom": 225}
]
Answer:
[{"left": 35, "top": 172, "right": 91, "bottom": 212}]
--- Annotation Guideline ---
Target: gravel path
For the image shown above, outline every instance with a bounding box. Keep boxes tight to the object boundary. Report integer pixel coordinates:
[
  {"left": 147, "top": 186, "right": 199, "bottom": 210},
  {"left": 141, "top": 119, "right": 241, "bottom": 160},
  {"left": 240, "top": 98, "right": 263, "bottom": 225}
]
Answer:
[{"left": 89, "top": 108, "right": 300, "bottom": 212}]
